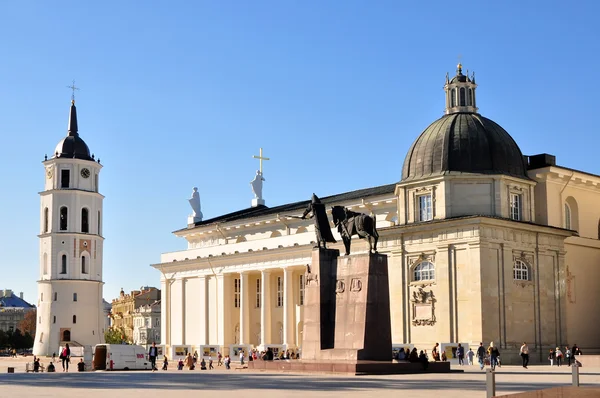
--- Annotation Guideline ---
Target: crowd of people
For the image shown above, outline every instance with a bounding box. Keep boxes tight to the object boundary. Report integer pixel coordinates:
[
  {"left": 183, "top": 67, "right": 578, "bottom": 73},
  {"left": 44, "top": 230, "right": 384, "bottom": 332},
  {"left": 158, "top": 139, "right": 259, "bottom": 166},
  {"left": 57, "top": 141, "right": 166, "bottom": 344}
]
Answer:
[{"left": 163, "top": 346, "right": 302, "bottom": 372}]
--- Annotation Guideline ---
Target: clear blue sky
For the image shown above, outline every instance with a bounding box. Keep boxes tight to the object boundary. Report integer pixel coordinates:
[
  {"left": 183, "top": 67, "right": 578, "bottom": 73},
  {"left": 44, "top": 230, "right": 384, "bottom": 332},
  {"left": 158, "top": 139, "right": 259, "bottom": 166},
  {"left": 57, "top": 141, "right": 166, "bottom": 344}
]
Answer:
[{"left": 1, "top": 1, "right": 599, "bottom": 303}]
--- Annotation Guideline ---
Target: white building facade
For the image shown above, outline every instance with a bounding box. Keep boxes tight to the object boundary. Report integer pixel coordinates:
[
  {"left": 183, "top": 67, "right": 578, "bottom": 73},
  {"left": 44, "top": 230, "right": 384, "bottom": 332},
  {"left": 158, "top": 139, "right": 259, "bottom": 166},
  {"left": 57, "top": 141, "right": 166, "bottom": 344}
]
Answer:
[
  {"left": 132, "top": 301, "right": 161, "bottom": 350},
  {"left": 33, "top": 99, "right": 106, "bottom": 356}
]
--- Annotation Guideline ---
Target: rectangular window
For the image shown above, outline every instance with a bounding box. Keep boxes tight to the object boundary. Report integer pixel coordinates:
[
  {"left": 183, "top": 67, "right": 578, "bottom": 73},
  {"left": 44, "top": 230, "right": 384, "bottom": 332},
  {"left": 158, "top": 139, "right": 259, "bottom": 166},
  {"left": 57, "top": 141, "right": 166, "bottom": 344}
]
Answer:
[
  {"left": 418, "top": 194, "right": 433, "bottom": 221},
  {"left": 54, "top": 292, "right": 58, "bottom": 301},
  {"left": 299, "top": 274, "right": 305, "bottom": 306},
  {"left": 73, "top": 293, "right": 77, "bottom": 302},
  {"left": 53, "top": 316, "right": 56, "bottom": 324},
  {"left": 61, "top": 169, "right": 70, "bottom": 188},
  {"left": 256, "top": 278, "right": 261, "bottom": 308},
  {"left": 277, "top": 276, "right": 283, "bottom": 307},
  {"left": 233, "top": 278, "right": 240, "bottom": 308},
  {"left": 510, "top": 193, "right": 522, "bottom": 221}
]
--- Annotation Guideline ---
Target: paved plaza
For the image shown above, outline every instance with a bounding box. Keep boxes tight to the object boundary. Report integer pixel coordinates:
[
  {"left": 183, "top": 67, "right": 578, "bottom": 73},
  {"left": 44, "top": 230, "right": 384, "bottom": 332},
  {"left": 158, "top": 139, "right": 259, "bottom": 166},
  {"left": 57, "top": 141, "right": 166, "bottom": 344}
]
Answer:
[{"left": 0, "top": 357, "right": 599, "bottom": 397}]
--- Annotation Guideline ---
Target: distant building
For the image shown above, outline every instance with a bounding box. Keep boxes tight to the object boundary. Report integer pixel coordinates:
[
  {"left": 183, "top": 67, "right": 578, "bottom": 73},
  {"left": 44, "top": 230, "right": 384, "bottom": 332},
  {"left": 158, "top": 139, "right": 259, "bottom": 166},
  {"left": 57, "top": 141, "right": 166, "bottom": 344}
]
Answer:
[
  {"left": 132, "top": 300, "right": 161, "bottom": 350},
  {"left": 102, "top": 299, "right": 112, "bottom": 331},
  {"left": 110, "top": 287, "right": 160, "bottom": 343},
  {"left": 0, "top": 289, "right": 35, "bottom": 333}
]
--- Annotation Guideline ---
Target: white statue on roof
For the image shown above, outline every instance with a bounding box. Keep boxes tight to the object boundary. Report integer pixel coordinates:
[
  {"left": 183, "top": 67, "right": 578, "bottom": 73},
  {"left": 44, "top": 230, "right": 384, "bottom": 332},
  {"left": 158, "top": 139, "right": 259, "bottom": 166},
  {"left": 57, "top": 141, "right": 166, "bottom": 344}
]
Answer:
[
  {"left": 188, "top": 187, "right": 203, "bottom": 224},
  {"left": 250, "top": 170, "right": 265, "bottom": 207}
]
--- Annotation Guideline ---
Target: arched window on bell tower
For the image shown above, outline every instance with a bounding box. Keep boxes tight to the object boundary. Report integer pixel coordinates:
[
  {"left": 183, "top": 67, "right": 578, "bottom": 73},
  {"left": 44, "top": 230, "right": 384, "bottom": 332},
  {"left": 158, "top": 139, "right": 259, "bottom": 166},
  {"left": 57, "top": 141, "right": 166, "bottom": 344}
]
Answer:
[
  {"left": 60, "top": 207, "right": 68, "bottom": 231},
  {"left": 44, "top": 207, "right": 49, "bottom": 233},
  {"left": 81, "top": 255, "right": 88, "bottom": 274},
  {"left": 81, "top": 208, "right": 89, "bottom": 233},
  {"left": 61, "top": 254, "right": 67, "bottom": 274}
]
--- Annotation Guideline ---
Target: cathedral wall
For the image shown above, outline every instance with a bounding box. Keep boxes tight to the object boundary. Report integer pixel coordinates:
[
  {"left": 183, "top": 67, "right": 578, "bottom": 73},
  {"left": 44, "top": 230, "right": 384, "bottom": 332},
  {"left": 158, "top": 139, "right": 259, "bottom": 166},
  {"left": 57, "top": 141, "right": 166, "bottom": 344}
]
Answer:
[
  {"left": 479, "top": 244, "right": 501, "bottom": 346},
  {"left": 170, "top": 280, "right": 183, "bottom": 345},
  {"left": 250, "top": 275, "right": 261, "bottom": 346},
  {"left": 448, "top": 181, "right": 493, "bottom": 217},
  {"left": 564, "top": 238, "right": 600, "bottom": 351},
  {"left": 207, "top": 276, "right": 218, "bottom": 343},
  {"left": 455, "top": 245, "right": 481, "bottom": 344},
  {"left": 184, "top": 277, "right": 202, "bottom": 345},
  {"left": 388, "top": 252, "right": 404, "bottom": 344}
]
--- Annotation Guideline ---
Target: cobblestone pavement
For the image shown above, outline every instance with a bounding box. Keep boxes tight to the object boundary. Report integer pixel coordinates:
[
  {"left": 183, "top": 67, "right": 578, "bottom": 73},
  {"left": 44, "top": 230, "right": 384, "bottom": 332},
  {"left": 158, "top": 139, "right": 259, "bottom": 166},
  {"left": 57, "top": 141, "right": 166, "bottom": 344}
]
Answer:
[{"left": 0, "top": 357, "right": 599, "bottom": 397}]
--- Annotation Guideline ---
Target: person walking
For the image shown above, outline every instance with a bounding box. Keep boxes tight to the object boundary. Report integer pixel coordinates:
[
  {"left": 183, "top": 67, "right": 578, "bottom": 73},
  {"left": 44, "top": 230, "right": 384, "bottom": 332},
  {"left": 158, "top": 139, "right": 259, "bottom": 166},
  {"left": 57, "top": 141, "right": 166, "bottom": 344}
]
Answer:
[
  {"left": 60, "top": 343, "right": 70, "bottom": 372},
  {"left": 467, "top": 348, "right": 475, "bottom": 365},
  {"left": 555, "top": 347, "right": 563, "bottom": 366},
  {"left": 488, "top": 342, "right": 500, "bottom": 371},
  {"left": 476, "top": 342, "right": 486, "bottom": 370},
  {"left": 565, "top": 346, "right": 572, "bottom": 366},
  {"left": 148, "top": 342, "right": 159, "bottom": 372},
  {"left": 548, "top": 348, "right": 555, "bottom": 366},
  {"left": 457, "top": 344, "right": 465, "bottom": 366},
  {"left": 520, "top": 342, "right": 530, "bottom": 368}
]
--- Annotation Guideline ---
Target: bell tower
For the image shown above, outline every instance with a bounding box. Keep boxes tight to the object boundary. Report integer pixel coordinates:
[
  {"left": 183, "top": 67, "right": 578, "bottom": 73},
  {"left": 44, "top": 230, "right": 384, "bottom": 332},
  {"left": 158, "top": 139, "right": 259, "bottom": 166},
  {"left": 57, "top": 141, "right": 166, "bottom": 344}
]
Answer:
[
  {"left": 444, "top": 63, "right": 478, "bottom": 115},
  {"left": 33, "top": 96, "right": 106, "bottom": 356}
]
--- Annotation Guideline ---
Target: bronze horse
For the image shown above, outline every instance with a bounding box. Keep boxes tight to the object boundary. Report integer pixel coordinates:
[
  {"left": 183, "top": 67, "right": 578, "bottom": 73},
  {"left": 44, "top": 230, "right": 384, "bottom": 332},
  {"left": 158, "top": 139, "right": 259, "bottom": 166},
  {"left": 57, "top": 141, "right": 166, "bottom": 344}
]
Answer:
[{"left": 331, "top": 206, "right": 378, "bottom": 255}]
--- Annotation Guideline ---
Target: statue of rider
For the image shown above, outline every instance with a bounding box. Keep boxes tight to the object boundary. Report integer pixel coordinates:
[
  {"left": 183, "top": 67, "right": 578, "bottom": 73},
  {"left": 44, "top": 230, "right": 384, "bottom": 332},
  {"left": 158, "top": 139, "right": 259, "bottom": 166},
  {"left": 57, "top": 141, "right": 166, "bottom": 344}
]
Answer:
[{"left": 301, "top": 193, "right": 336, "bottom": 249}]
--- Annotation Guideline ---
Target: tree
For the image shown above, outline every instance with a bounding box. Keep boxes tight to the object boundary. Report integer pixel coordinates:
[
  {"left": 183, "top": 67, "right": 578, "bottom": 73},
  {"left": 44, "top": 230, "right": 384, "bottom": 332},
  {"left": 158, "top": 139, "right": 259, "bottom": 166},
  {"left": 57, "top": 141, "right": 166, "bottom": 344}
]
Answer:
[
  {"left": 104, "top": 327, "right": 127, "bottom": 344},
  {"left": 0, "top": 330, "right": 8, "bottom": 348},
  {"left": 18, "top": 309, "right": 36, "bottom": 336}
]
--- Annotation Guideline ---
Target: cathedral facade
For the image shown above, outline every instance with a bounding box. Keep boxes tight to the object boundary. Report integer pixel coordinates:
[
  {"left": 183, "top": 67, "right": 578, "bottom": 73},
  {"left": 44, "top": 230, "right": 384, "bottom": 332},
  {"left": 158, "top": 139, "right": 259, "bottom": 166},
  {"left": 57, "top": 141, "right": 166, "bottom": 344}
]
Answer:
[{"left": 153, "top": 65, "right": 600, "bottom": 363}]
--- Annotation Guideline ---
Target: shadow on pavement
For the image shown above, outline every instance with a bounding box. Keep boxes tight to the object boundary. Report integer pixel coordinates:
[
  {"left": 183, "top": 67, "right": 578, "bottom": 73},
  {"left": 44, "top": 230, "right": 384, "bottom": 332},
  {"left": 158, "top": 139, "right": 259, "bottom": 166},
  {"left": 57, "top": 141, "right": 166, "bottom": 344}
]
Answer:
[{"left": 0, "top": 371, "right": 584, "bottom": 393}]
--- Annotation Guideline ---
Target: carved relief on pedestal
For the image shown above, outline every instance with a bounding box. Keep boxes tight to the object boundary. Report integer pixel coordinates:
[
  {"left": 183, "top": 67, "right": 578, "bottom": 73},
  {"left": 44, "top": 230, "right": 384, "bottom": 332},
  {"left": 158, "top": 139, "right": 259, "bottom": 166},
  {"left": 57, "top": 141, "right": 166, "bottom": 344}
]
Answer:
[
  {"left": 335, "top": 280, "right": 345, "bottom": 294},
  {"left": 350, "top": 278, "right": 362, "bottom": 292},
  {"left": 410, "top": 287, "right": 436, "bottom": 326}
]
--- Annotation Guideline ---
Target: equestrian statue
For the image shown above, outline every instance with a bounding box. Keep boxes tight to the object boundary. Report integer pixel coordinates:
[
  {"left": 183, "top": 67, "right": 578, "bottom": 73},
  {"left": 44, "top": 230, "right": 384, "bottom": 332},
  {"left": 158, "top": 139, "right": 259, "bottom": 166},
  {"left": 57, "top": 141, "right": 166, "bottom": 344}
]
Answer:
[{"left": 331, "top": 205, "right": 379, "bottom": 255}]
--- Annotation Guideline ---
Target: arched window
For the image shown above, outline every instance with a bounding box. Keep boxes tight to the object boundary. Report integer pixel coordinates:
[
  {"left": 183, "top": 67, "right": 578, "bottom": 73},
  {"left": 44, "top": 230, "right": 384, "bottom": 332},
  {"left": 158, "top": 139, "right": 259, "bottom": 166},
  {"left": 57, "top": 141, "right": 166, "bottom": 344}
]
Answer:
[
  {"left": 81, "top": 208, "right": 89, "bottom": 233},
  {"left": 565, "top": 203, "right": 572, "bottom": 230},
  {"left": 459, "top": 87, "right": 466, "bottom": 106},
  {"left": 98, "top": 211, "right": 101, "bottom": 235},
  {"left": 81, "top": 256, "right": 87, "bottom": 274},
  {"left": 513, "top": 259, "right": 530, "bottom": 281},
  {"left": 73, "top": 315, "right": 77, "bottom": 324},
  {"left": 564, "top": 197, "right": 579, "bottom": 231},
  {"left": 61, "top": 254, "right": 67, "bottom": 274},
  {"left": 468, "top": 88, "right": 473, "bottom": 106},
  {"left": 413, "top": 261, "right": 435, "bottom": 281},
  {"left": 451, "top": 89, "right": 456, "bottom": 107},
  {"left": 60, "top": 207, "right": 68, "bottom": 231},
  {"left": 44, "top": 207, "right": 49, "bottom": 233}
]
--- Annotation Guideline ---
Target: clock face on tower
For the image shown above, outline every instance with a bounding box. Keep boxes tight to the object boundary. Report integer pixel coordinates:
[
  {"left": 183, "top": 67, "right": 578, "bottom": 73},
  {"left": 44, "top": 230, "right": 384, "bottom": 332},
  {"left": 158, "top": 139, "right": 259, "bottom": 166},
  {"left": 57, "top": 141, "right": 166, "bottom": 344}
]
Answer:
[{"left": 81, "top": 168, "right": 91, "bottom": 179}]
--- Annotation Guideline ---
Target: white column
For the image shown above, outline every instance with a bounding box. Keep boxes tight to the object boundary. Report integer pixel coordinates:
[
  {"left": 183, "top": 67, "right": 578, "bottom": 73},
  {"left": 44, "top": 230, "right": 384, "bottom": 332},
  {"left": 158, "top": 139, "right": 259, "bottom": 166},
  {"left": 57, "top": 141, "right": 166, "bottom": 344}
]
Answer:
[
  {"left": 260, "top": 270, "right": 271, "bottom": 347},
  {"left": 199, "top": 276, "right": 208, "bottom": 345},
  {"left": 181, "top": 278, "right": 186, "bottom": 344},
  {"left": 216, "top": 274, "right": 225, "bottom": 346},
  {"left": 160, "top": 278, "right": 168, "bottom": 346},
  {"left": 283, "top": 267, "right": 295, "bottom": 347},
  {"left": 240, "top": 272, "right": 250, "bottom": 345}
]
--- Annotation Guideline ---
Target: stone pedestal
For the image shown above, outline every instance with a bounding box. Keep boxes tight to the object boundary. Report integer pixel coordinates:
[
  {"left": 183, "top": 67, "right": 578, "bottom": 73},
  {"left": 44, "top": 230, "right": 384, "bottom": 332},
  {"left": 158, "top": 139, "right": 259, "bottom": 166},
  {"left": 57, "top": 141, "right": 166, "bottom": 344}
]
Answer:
[
  {"left": 301, "top": 248, "right": 339, "bottom": 361},
  {"left": 250, "top": 249, "right": 453, "bottom": 375},
  {"left": 302, "top": 248, "right": 391, "bottom": 361}
]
